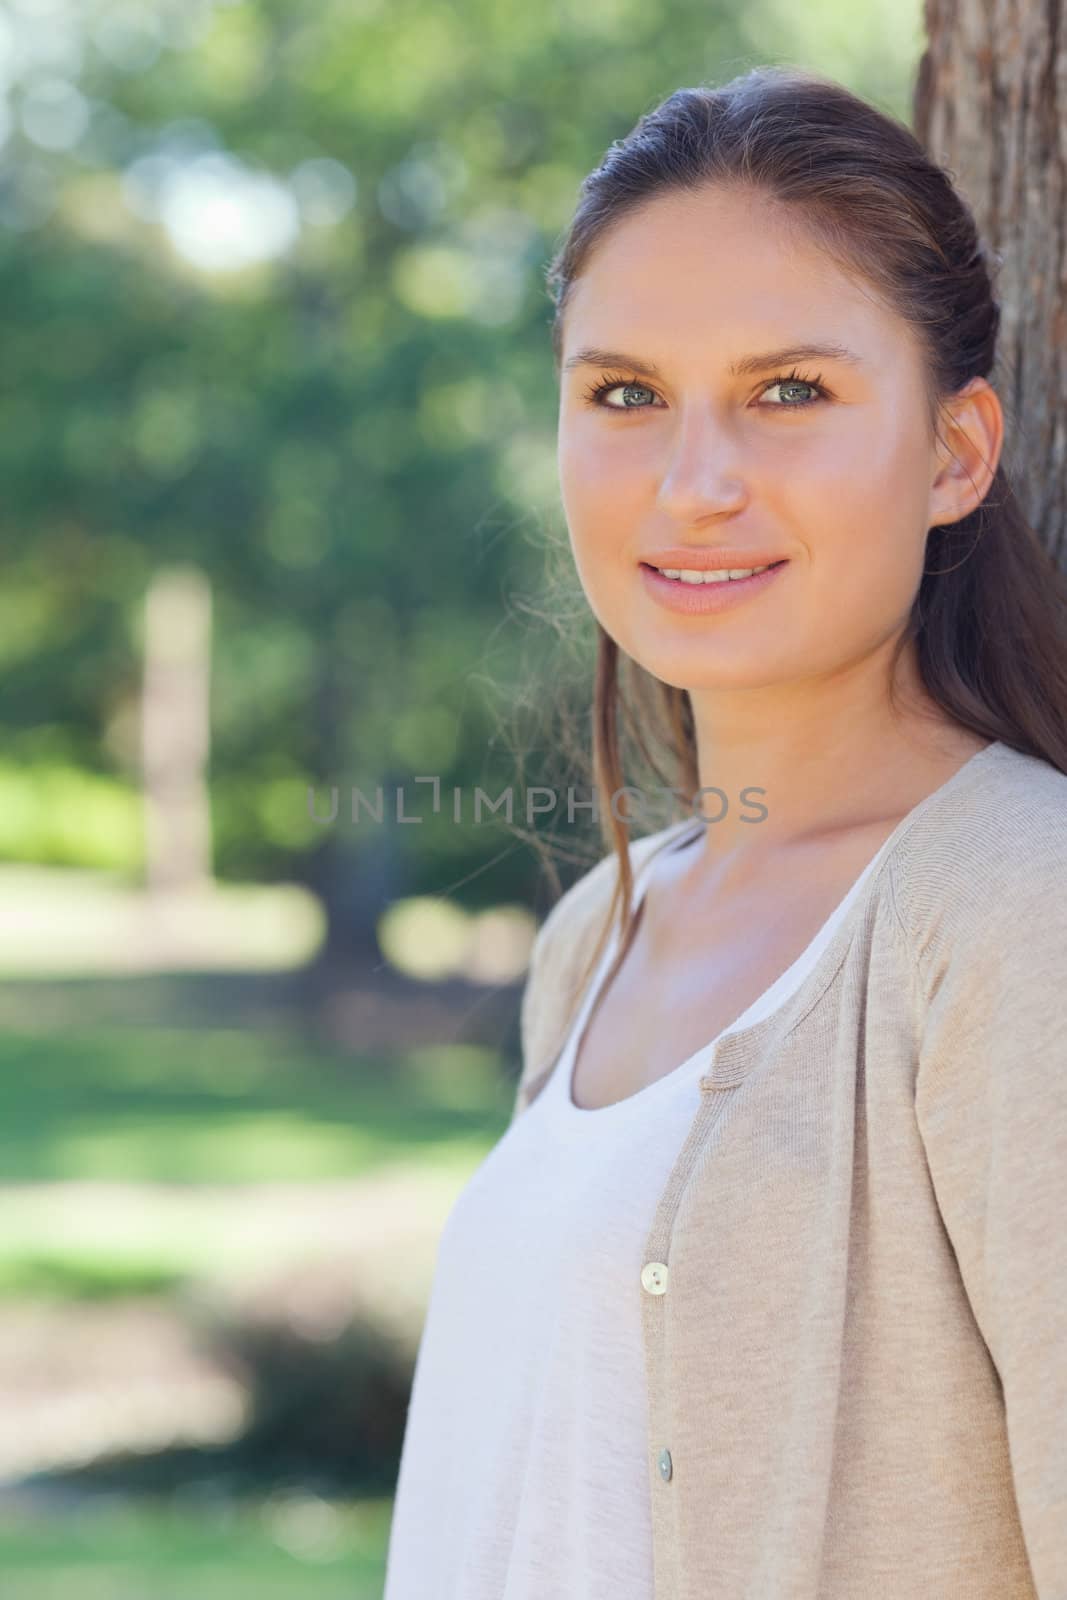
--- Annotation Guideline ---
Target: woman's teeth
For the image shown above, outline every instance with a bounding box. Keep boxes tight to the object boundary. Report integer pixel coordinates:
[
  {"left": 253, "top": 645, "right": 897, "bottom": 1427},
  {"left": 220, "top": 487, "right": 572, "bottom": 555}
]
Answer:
[{"left": 656, "top": 564, "right": 773, "bottom": 584}]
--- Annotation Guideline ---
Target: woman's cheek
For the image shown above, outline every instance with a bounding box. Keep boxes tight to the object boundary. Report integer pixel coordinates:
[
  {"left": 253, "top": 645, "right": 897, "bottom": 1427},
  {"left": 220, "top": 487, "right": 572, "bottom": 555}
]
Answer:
[{"left": 563, "top": 482, "right": 633, "bottom": 567}]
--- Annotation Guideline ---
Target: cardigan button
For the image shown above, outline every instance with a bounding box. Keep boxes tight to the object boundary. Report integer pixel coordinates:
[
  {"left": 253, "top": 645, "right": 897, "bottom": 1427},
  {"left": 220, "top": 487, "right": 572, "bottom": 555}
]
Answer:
[
  {"left": 657, "top": 1448, "right": 673, "bottom": 1482},
  {"left": 641, "top": 1262, "right": 669, "bottom": 1295}
]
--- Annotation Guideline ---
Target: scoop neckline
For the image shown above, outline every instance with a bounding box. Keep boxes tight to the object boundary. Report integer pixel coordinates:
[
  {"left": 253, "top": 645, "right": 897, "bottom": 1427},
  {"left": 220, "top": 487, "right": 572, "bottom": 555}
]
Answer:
[{"left": 560, "top": 737, "right": 1005, "bottom": 1116}]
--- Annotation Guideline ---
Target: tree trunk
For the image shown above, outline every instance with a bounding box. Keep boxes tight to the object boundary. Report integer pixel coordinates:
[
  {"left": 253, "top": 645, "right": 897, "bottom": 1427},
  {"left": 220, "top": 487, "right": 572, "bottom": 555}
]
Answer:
[
  {"left": 302, "top": 632, "right": 408, "bottom": 985},
  {"left": 140, "top": 566, "right": 214, "bottom": 891},
  {"left": 913, "top": 0, "right": 1066, "bottom": 562}
]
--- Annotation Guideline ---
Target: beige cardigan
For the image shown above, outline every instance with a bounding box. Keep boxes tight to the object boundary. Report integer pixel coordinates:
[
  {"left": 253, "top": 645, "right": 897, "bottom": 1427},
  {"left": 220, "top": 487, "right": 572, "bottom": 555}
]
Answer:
[{"left": 509, "top": 739, "right": 1067, "bottom": 1598}]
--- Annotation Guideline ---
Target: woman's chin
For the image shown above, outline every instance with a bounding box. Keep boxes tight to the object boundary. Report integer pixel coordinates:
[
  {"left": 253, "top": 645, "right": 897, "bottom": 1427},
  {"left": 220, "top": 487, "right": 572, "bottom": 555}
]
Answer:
[{"left": 621, "top": 640, "right": 787, "bottom": 694}]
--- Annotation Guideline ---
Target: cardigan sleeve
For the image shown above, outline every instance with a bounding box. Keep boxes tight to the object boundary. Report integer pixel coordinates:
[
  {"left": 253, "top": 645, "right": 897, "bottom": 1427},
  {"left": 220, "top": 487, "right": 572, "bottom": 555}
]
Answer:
[
  {"left": 509, "top": 847, "right": 624, "bottom": 1127},
  {"left": 516, "top": 910, "right": 551, "bottom": 1094},
  {"left": 910, "top": 868, "right": 1067, "bottom": 1597},
  {"left": 509, "top": 887, "right": 578, "bottom": 1128}
]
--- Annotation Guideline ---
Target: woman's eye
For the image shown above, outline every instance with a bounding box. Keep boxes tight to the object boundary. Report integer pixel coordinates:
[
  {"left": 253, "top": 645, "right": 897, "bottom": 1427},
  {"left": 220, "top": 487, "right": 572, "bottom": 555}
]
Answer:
[
  {"left": 760, "top": 375, "right": 825, "bottom": 407},
  {"left": 587, "top": 378, "right": 657, "bottom": 408}
]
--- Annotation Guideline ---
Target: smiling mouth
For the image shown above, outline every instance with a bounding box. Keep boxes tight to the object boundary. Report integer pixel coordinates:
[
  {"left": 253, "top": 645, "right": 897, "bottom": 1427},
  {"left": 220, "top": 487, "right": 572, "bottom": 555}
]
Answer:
[{"left": 641, "top": 559, "right": 788, "bottom": 582}]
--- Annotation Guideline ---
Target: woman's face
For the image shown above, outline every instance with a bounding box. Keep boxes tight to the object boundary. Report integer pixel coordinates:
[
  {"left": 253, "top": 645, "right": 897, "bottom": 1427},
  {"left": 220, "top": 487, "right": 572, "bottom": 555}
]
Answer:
[{"left": 556, "top": 186, "right": 954, "bottom": 694}]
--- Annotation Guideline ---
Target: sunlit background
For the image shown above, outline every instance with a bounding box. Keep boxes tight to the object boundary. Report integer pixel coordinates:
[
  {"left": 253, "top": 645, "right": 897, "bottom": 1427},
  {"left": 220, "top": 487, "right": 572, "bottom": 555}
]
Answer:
[{"left": 0, "top": 0, "right": 922, "bottom": 1593}]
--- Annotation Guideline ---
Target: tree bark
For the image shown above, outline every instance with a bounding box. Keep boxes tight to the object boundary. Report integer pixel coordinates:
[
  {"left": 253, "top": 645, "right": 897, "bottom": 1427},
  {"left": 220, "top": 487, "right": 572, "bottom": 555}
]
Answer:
[{"left": 913, "top": 0, "right": 1066, "bottom": 561}]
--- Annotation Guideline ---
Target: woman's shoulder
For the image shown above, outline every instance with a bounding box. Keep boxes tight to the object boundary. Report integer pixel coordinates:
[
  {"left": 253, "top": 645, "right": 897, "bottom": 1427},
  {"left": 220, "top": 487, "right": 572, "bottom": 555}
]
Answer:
[{"left": 889, "top": 739, "right": 1067, "bottom": 965}]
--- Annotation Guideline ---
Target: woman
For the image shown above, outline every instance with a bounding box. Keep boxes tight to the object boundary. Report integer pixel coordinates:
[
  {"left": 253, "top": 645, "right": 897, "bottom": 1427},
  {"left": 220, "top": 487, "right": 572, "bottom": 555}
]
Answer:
[{"left": 384, "top": 66, "right": 1067, "bottom": 1599}]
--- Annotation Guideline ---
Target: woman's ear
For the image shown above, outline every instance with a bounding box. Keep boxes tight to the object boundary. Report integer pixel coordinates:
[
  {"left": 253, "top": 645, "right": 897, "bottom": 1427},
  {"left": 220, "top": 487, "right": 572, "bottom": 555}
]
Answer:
[{"left": 927, "top": 376, "right": 1004, "bottom": 529}]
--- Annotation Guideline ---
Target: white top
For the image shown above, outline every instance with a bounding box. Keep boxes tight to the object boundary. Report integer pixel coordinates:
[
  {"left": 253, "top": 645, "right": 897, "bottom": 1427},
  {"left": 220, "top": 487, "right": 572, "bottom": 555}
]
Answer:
[{"left": 383, "top": 822, "right": 896, "bottom": 1599}]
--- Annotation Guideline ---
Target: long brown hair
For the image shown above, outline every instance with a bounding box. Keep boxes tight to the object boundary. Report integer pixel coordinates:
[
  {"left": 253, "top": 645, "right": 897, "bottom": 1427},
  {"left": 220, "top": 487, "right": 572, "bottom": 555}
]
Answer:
[{"left": 528, "top": 63, "right": 1067, "bottom": 1013}]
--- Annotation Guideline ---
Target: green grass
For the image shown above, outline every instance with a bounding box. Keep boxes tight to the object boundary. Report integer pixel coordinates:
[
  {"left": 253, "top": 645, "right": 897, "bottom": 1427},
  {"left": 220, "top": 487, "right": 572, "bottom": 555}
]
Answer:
[
  {"left": 0, "top": 1024, "right": 513, "bottom": 1294},
  {"left": 0, "top": 1018, "right": 508, "bottom": 1592},
  {"left": 0, "top": 1025, "right": 512, "bottom": 1184},
  {"left": 0, "top": 1494, "right": 392, "bottom": 1599},
  {"left": 0, "top": 1252, "right": 189, "bottom": 1300}
]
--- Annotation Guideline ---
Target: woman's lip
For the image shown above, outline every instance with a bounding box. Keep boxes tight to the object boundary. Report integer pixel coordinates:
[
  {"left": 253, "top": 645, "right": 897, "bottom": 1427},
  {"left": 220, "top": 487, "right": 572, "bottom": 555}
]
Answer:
[
  {"left": 638, "top": 558, "right": 788, "bottom": 615},
  {"left": 641, "top": 558, "right": 788, "bottom": 573}
]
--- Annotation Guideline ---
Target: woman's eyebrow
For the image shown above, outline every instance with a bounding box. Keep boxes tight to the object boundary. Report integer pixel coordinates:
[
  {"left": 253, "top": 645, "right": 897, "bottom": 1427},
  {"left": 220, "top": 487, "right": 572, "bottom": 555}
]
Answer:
[{"left": 562, "top": 342, "right": 866, "bottom": 378}]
